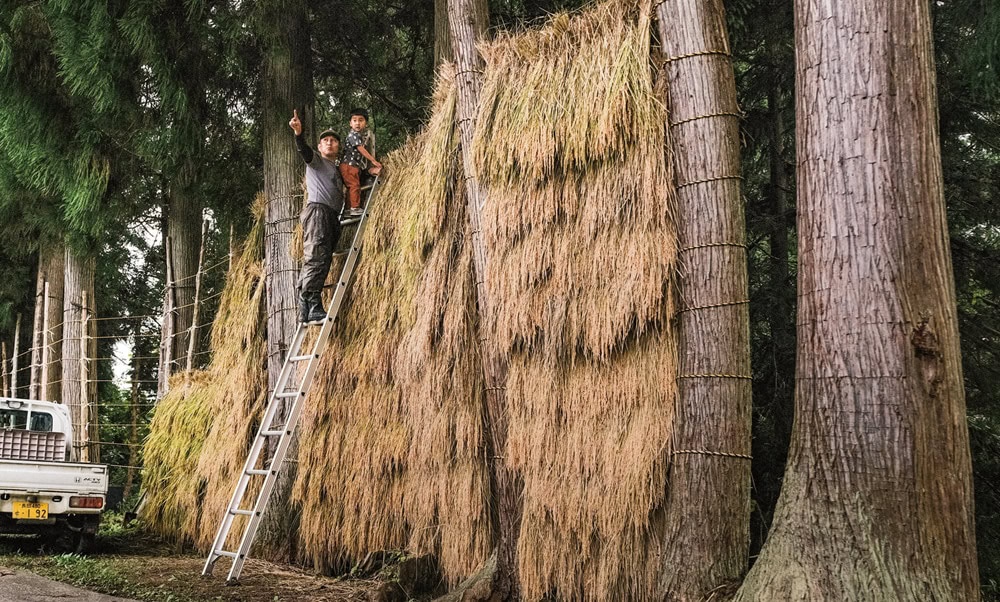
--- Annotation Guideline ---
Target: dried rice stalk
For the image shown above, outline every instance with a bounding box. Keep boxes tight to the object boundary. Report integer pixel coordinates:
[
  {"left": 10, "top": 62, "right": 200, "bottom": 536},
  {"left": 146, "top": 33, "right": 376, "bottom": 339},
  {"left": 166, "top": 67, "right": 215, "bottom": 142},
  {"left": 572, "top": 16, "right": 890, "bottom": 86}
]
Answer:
[
  {"left": 474, "top": 1, "right": 678, "bottom": 599},
  {"left": 143, "top": 194, "right": 269, "bottom": 548},
  {"left": 294, "top": 65, "right": 490, "bottom": 582}
]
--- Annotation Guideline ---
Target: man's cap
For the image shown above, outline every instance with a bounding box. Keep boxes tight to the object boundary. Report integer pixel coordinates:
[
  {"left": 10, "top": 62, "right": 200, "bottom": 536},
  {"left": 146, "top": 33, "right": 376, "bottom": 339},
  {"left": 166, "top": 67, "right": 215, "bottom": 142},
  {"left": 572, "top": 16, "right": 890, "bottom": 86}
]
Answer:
[
  {"left": 350, "top": 107, "right": 369, "bottom": 120},
  {"left": 318, "top": 129, "right": 340, "bottom": 141}
]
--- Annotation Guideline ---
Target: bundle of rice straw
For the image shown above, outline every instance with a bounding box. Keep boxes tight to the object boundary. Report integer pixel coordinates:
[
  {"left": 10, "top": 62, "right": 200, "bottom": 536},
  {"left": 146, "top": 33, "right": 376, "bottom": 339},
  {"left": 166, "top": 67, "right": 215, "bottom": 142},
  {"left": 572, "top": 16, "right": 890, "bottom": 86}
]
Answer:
[
  {"left": 473, "top": 0, "right": 677, "bottom": 599},
  {"left": 293, "top": 65, "right": 491, "bottom": 581},
  {"left": 142, "top": 195, "right": 269, "bottom": 549}
]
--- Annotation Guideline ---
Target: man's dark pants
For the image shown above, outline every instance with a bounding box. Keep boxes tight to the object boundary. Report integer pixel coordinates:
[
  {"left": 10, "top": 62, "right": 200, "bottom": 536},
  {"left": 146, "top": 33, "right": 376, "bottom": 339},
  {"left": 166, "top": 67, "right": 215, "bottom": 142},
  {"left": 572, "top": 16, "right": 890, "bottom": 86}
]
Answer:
[{"left": 298, "top": 202, "right": 342, "bottom": 296}]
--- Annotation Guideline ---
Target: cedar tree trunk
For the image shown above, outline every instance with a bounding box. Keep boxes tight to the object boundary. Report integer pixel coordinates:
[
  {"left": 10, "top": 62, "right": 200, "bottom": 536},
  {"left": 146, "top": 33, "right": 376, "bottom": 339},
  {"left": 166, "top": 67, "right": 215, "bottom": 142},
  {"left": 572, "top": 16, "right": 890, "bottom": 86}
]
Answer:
[
  {"left": 166, "top": 161, "right": 201, "bottom": 367},
  {"left": 448, "top": 0, "right": 522, "bottom": 598},
  {"left": 61, "top": 245, "right": 95, "bottom": 462},
  {"left": 655, "top": 0, "right": 752, "bottom": 598},
  {"left": 733, "top": 0, "right": 980, "bottom": 598},
  {"left": 30, "top": 240, "right": 64, "bottom": 402},
  {"left": 255, "top": 0, "right": 314, "bottom": 558}
]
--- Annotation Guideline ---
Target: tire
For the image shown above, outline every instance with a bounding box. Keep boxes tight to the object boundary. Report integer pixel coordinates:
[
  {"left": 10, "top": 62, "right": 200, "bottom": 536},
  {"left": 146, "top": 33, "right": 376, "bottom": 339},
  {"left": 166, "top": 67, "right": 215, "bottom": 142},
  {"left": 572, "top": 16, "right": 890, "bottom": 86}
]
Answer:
[{"left": 72, "top": 531, "right": 95, "bottom": 554}]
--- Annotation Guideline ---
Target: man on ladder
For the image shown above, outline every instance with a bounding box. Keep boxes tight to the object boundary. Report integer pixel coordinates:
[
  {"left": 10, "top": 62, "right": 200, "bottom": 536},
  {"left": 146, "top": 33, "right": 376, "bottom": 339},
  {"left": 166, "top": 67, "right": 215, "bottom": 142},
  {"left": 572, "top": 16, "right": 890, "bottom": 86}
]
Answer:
[
  {"left": 203, "top": 114, "right": 381, "bottom": 583},
  {"left": 289, "top": 109, "right": 344, "bottom": 324}
]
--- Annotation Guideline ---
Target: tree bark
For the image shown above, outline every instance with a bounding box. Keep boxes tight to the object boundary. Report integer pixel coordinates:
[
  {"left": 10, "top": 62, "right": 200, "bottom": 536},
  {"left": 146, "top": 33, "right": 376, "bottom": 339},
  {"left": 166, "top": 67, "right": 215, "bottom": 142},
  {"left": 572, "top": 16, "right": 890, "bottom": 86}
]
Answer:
[
  {"left": 434, "top": 0, "right": 452, "bottom": 65},
  {"left": 255, "top": 0, "right": 313, "bottom": 558},
  {"left": 734, "top": 0, "right": 980, "bottom": 598},
  {"left": 39, "top": 239, "right": 65, "bottom": 402},
  {"left": 61, "top": 245, "right": 95, "bottom": 462},
  {"left": 447, "top": 0, "right": 522, "bottom": 598},
  {"left": 654, "top": 1, "right": 752, "bottom": 599},
  {"left": 166, "top": 162, "right": 201, "bottom": 366},
  {"left": 29, "top": 239, "right": 65, "bottom": 401}
]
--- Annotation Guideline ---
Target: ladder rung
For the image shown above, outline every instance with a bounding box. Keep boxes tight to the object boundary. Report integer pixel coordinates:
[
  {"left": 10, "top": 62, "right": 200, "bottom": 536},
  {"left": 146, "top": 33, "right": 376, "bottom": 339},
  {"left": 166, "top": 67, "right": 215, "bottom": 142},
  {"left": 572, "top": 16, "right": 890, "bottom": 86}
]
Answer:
[
  {"left": 229, "top": 509, "right": 254, "bottom": 516},
  {"left": 215, "top": 550, "right": 240, "bottom": 559},
  {"left": 261, "top": 429, "right": 286, "bottom": 437},
  {"left": 276, "top": 391, "right": 301, "bottom": 399},
  {"left": 289, "top": 354, "right": 318, "bottom": 362},
  {"left": 340, "top": 217, "right": 362, "bottom": 226},
  {"left": 361, "top": 183, "right": 375, "bottom": 191},
  {"left": 246, "top": 468, "right": 270, "bottom": 476}
]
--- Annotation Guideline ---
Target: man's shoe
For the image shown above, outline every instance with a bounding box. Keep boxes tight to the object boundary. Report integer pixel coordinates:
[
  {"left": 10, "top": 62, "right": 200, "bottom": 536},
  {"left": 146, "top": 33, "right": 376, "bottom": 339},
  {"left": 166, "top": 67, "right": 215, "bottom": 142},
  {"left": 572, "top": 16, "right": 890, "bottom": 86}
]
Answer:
[
  {"left": 343, "top": 207, "right": 364, "bottom": 218},
  {"left": 305, "top": 292, "right": 328, "bottom": 324},
  {"left": 298, "top": 292, "right": 311, "bottom": 323}
]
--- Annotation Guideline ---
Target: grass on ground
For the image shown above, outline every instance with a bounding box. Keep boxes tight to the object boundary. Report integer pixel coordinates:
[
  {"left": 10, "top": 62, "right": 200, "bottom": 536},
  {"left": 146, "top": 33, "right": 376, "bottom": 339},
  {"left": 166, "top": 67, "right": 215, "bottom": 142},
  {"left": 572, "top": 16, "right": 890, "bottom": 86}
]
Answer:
[{"left": 0, "top": 513, "right": 382, "bottom": 601}]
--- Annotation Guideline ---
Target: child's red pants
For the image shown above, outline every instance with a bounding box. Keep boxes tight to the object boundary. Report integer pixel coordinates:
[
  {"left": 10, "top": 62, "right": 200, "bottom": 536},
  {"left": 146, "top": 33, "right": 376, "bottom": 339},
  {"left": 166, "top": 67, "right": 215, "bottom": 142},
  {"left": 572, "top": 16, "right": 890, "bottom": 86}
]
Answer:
[{"left": 339, "top": 163, "right": 362, "bottom": 209}]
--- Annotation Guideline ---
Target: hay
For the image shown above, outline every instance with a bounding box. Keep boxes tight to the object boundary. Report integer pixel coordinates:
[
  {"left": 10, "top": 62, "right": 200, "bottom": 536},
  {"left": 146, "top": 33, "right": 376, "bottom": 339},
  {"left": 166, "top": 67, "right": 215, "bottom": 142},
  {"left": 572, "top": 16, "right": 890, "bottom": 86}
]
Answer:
[
  {"left": 143, "top": 195, "right": 269, "bottom": 549},
  {"left": 293, "top": 65, "right": 491, "bottom": 581},
  {"left": 473, "top": 0, "right": 677, "bottom": 599},
  {"left": 143, "top": 3, "right": 678, "bottom": 596}
]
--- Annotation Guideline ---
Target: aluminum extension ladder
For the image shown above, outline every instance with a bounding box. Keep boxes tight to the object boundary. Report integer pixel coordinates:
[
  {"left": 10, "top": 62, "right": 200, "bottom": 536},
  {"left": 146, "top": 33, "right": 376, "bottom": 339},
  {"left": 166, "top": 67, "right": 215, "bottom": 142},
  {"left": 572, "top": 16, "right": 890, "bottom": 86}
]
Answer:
[{"left": 202, "top": 176, "right": 380, "bottom": 583}]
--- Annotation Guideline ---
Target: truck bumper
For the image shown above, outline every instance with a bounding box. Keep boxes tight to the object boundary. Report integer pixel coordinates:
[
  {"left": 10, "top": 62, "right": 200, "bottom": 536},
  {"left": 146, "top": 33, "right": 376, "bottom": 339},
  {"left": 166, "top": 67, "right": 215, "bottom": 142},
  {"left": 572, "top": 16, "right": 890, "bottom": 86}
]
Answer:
[{"left": 0, "top": 512, "right": 100, "bottom": 535}]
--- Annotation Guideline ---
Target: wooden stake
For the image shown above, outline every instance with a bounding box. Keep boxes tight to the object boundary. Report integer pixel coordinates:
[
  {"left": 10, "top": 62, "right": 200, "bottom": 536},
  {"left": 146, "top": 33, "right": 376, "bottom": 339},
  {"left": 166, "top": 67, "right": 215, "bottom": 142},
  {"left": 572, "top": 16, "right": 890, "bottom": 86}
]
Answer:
[
  {"left": 158, "top": 236, "right": 175, "bottom": 399},
  {"left": 41, "top": 280, "right": 50, "bottom": 401},
  {"left": 2, "top": 342, "right": 8, "bottom": 397},
  {"left": 186, "top": 217, "right": 209, "bottom": 379},
  {"left": 11, "top": 314, "right": 20, "bottom": 398},
  {"left": 124, "top": 359, "right": 141, "bottom": 499},
  {"left": 80, "top": 290, "right": 90, "bottom": 463},
  {"left": 29, "top": 290, "right": 42, "bottom": 399}
]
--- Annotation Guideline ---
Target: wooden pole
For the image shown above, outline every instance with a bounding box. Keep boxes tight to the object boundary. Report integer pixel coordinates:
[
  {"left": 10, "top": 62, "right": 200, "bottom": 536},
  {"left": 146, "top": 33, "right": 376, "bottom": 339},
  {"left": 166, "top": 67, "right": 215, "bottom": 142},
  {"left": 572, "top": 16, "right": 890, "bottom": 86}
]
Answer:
[
  {"left": 29, "top": 291, "right": 42, "bottom": 399},
  {"left": 2, "top": 342, "right": 8, "bottom": 397},
  {"left": 11, "top": 314, "right": 20, "bottom": 398},
  {"left": 41, "top": 281, "right": 50, "bottom": 401},
  {"left": 124, "top": 359, "right": 141, "bottom": 499},
  {"left": 80, "top": 290, "right": 90, "bottom": 463},
  {"left": 186, "top": 217, "right": 209, "bottom": 378},
  {"left": 158, "top": 236, "right": 175, "bottom": 399}
]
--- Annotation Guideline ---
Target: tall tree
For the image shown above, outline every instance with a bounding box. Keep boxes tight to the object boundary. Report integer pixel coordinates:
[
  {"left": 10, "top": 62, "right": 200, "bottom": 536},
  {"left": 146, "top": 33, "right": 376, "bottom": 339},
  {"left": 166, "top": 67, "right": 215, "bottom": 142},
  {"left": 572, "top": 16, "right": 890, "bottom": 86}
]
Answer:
[
  {"left": 254, "top": 0, "right": 313, "bottom": 557},
  {"left": 447, "top": 0, "right": 522, "bottom": 597},
  {"left": 30, "top": 239, "right": 65, "bottom": 402},
  {"left": 734, "top": 0, "right": 980, "bottom": 597},
  {"left": 61, "top": 244, "right": 96, "bottom": 461},
  {"left": 654, "top": 0, "right": 752, "bottom": 598},
  {"left": 0, "top": 2, "right": 112, "bottom": 451}
]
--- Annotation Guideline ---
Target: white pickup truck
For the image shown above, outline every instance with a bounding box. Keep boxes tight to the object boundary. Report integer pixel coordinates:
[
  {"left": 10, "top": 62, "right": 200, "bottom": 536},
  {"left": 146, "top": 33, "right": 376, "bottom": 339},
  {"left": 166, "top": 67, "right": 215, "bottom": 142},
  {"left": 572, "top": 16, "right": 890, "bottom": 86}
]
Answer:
[{"left": 0, "top": 397, "right": 108, "bottom": 552}]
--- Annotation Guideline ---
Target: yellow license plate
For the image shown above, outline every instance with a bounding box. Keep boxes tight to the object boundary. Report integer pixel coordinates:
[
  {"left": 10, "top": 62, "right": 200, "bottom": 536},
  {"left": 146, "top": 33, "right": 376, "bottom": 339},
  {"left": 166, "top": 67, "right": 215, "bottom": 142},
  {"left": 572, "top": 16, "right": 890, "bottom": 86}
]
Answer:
[{"left": 12, "top": 501, "right": 48, "bottom": 520}]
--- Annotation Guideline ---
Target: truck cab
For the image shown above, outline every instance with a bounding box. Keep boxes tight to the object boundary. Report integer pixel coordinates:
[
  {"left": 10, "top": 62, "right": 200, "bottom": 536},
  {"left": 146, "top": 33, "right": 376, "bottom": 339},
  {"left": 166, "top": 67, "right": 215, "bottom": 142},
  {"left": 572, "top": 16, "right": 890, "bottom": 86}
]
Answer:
[{"left": 0, "top": 397, "right": 108, "bottom": 552}]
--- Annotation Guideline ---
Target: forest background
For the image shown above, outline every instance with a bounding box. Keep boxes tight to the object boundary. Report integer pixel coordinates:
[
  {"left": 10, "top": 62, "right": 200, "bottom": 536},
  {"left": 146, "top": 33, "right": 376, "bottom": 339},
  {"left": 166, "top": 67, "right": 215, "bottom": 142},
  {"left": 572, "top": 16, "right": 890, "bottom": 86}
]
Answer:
[{"left": 0, "top": 0, "right": 997, "bottom": 595}]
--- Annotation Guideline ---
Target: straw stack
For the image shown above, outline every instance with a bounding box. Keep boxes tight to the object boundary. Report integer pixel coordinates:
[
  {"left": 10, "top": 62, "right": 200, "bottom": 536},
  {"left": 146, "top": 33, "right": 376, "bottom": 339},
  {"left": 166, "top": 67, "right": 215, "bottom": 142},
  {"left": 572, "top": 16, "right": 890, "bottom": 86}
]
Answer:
[
  {"left": 143, "top": 195, "right": 268, "bottom": 549},
  {"left": 473, "top": 1, "right": 678, "bottom": 599},
  {"left": 293, "top": 65, "right": 491, "bottom": 581}
]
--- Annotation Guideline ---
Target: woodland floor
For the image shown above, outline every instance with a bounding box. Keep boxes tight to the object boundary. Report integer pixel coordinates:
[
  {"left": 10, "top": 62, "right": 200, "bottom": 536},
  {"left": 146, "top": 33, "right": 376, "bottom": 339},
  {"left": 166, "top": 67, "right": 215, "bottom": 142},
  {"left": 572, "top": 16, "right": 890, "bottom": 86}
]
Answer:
[{"left": 0, "top": 513, "right": 419, "bottom": 602}]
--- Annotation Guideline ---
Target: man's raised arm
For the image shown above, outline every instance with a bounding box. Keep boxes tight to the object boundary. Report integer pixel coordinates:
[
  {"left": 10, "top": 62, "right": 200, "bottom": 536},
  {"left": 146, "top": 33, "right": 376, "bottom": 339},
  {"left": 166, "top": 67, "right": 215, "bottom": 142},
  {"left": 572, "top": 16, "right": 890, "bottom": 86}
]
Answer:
[{"left": 289, "top": 109, "right": 313, "bottom": 163}]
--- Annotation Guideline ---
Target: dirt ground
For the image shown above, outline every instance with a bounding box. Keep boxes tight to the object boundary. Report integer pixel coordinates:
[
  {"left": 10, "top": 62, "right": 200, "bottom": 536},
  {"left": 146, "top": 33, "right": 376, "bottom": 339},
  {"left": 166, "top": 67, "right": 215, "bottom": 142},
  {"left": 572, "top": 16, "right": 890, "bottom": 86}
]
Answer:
[{"left": 0, "top": 526, "right": 392, "bottom": 602}]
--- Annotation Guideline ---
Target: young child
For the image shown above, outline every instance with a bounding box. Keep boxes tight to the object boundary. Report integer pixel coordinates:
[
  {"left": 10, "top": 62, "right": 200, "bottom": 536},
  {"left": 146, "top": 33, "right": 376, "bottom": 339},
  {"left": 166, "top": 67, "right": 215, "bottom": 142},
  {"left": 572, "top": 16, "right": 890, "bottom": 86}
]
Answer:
[{"left": 339, "top": 108, "right": 382, "bottom": 217}]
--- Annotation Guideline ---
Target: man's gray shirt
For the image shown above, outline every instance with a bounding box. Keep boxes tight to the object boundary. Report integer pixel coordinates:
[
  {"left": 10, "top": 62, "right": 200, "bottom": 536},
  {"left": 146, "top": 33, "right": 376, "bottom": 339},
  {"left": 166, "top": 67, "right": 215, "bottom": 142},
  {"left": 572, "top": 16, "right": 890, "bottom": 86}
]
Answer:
[{"left": 295, "top": 134, "right": 345, "bottom": 212}]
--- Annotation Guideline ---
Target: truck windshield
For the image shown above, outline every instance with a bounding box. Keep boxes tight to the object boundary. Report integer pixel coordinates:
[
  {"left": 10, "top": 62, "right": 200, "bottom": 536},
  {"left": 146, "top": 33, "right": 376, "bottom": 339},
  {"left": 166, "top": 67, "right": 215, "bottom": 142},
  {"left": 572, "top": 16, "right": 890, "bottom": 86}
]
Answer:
[{"left": 0, "top": 409, "right": 53, "bottom": 432}]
